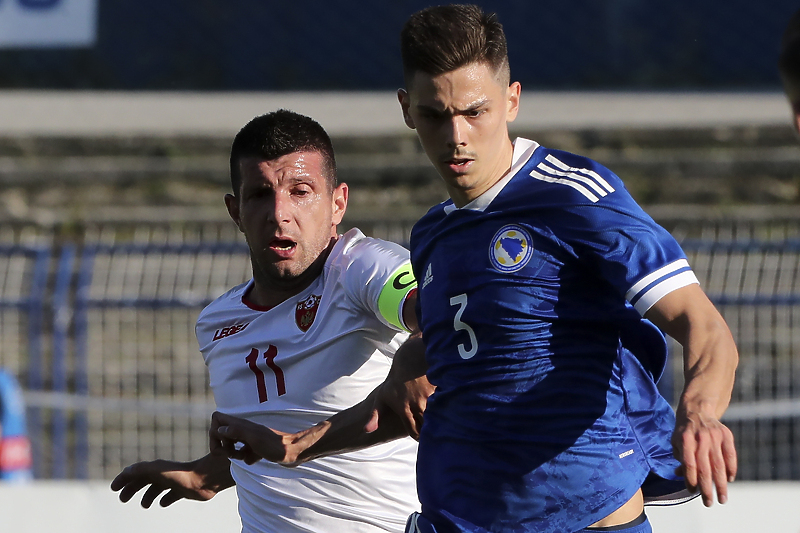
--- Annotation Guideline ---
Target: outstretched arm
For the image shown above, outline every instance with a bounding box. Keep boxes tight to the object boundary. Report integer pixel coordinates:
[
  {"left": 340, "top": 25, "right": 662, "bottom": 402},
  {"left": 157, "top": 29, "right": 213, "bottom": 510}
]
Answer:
[
  {"left": 110, "top": 453, "right": 235, "bottom": 508},
  {"left": 645, "top": 283, "right": 738, "bottom": 507},
  {"left": 211, "top": 384, "right": 406, "bottom": 466},
  {"left": 210, "top": 334, "right": 433, "bottom": 465}
]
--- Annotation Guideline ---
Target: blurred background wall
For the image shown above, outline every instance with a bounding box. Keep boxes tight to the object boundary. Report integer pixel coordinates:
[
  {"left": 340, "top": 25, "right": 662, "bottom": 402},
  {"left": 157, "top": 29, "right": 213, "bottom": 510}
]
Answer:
[{"left": 0, "top": 0, "right": 797, "bottom": 90}]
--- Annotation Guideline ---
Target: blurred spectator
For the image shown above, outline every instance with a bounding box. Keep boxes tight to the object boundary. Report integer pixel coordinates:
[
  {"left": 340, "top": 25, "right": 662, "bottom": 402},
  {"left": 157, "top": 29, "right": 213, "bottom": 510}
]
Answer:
[
  {"left": 0, "top": 370, "right": 32, "bottom": 482},
  {"left": 779, "top": 9, "right": 800, "bottom": 133}
]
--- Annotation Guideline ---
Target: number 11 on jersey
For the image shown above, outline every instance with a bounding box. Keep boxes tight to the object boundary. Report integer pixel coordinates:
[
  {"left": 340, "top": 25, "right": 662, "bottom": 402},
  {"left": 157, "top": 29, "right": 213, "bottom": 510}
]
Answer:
[{"left": 245, "top": 346, "right": 286, "bottom": 402}]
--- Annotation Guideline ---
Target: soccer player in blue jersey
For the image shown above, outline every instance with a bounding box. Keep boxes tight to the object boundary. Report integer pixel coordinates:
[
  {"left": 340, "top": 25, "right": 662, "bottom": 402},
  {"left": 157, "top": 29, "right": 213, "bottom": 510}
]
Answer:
[
  {"left": 212, "top": 5, "right": 739, "bottom": 532},
  {"left": 0, "top": 370, "right": 32, "bottom": 482}
]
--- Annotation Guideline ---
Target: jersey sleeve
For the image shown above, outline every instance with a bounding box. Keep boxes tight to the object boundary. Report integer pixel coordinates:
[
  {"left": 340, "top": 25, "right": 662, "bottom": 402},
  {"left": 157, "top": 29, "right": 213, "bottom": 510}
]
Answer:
[
  {"left": 336, "top": 231, "right": 418, "bottom": 332},
  {"left": 542, "top": 150, "right": 699, "bottom": 315}
]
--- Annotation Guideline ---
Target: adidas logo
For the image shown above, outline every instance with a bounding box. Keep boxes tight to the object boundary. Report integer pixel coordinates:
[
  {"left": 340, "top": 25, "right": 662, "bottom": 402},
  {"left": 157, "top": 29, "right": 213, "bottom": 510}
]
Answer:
[{"left": 421, "top": 263, "right": 433, "bottom": 289}]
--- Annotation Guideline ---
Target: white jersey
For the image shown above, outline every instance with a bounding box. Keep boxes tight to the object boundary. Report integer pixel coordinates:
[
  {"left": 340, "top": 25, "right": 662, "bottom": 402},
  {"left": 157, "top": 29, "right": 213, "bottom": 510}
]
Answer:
[{"left": 197, "top": 228, "right": 419, "bottom": 533}]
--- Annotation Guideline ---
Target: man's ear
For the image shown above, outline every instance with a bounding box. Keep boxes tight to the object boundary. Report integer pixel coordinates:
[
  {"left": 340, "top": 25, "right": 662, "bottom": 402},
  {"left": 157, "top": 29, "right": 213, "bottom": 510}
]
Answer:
[
  {"left": 792, "top": 101, "right": 800, "bottom": 134},
  {"left": 224, "top": 193, "right": 244, "bottom": 233},
  {"left": 331, "top": 182, "right": 348, "bottom": 226},
  {"left": 397, "top": 89, "right": 416, "bottom": 129},
  {"left": 506, "top": 81, "right": 521, "bottom": 123}
]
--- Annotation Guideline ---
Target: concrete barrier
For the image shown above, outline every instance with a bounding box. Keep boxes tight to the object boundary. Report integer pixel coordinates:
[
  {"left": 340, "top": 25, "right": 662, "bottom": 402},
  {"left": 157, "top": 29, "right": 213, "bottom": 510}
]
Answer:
[
  {"left": 648, "top": 481, "right": 800, "bottom": 532},
  {"left": 0, "top": 91, "right": 789, "bottom": 137},
  {"left": 0, "top": 481, "right": 240, "bottom": 533},
  {"left": 0, "top": 480, "right": 797, "bottom": 532}
]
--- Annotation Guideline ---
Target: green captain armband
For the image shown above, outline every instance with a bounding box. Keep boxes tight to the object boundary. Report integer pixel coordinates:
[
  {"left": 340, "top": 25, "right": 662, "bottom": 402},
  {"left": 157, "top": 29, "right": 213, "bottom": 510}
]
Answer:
[{"left": 377, "top": 262, "right": 417, "bottom": 332}]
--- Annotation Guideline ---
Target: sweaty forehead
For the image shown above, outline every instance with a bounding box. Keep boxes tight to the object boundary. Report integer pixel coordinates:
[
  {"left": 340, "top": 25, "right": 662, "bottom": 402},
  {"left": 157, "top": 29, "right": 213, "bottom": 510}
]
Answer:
[
  {"left": 409, "top": 63, "right": 504, "bottom": 109},
  {"left": 238, "top": 152, "right": 326, "bottom": 185}
]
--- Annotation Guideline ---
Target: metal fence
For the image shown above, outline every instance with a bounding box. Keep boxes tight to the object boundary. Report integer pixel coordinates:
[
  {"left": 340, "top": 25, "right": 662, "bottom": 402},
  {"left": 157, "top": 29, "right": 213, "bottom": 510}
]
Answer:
[
  {"left": 671, "top": 238, "right": 800, "bottom": 480},
  {"left": 76, "top": 242, "right": 251, "bottom": 479},
  {"left": 5, "top": 214, "right": 800, "bottom": 480}
]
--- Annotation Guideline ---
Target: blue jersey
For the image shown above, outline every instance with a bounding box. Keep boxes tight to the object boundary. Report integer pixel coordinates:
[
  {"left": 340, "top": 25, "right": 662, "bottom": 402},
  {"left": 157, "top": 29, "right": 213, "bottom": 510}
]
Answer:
[
  {"left": 0, "top": 370, "right": 32, "bottom": 482},
  {"left": 409, "top": 139, "right": 697, "bottom": 533}
]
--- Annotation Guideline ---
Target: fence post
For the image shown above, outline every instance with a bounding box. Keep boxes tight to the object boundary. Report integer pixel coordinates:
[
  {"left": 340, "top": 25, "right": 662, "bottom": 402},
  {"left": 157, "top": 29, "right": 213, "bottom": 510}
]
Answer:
[
  {"left": 25, "top": 246, "right": 50, "bottom": 479},
  {"left": 51, "top": 244, "right": 75, "bottom": 478},
  {"left": 73, "top": 245, "right": 95, "bottom": 479}
]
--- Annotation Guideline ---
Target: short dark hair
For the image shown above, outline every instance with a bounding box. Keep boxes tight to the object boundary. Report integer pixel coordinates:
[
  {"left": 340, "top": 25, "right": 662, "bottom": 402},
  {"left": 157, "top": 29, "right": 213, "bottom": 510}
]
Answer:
[
  {"left": 401, "top": 4, "right": 510, "bottom": 87},
  {"left": 780, "top": 9, "right": 800, "bottom": 103},
  {"left": 229, "top": 110, "right": 337, "bottom": 196}
]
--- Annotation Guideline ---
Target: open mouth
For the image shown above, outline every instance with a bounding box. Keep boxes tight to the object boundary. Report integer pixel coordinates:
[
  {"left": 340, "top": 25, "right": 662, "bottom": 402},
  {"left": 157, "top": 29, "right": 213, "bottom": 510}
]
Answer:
[
  {"left": 269, "top": 237, "right": 297, "bottom": 256},
  {"left": 445, "top": 157, "right": 474, "bottom": 173}
]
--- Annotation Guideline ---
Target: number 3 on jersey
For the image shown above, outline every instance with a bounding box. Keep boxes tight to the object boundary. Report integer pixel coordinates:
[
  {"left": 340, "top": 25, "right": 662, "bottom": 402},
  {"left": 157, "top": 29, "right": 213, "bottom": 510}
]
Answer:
[
  {"left": 450, "top": 293, "right": 478, "bottom": 359},
  {"left": 246, "top": 346, "right": 286, "bottom": 403}
]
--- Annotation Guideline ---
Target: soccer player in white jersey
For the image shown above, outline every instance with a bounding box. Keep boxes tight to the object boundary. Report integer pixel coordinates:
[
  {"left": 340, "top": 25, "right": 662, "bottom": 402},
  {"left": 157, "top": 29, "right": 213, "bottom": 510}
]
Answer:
[
  {"left": 111, "top": 110, "right": 427, "bottom": 533},
  {"left": 210, "top": 6, "right": 740, "bottom": 533}
]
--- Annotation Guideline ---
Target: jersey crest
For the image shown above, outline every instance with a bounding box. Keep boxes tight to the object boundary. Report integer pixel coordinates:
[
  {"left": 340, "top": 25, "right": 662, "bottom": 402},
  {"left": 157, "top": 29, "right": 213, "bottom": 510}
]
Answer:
[
  {"left": 295, "top": 294, "right": 321, "bottom": 332},
  {"left": 489, "top": 225, "right": 533, "bottom": 272}
]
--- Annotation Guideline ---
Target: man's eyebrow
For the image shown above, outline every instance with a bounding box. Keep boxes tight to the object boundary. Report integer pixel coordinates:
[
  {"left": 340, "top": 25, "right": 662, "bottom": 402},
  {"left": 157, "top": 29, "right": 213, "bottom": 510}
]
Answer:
[
  {"left": 416, "top": 98, "right": 490, "bottom": 114},
  {"left": 284, "top": 173, "right": 323, "bottom": 188},
  {"left": 416, "top": 103, "right": 446, "bottom": 113},
  {"left": 242, "top": 181, "right": 271, "bottom": 192},
  {"left": 462, "top": 98, "right": 490, "bottom": 112}
]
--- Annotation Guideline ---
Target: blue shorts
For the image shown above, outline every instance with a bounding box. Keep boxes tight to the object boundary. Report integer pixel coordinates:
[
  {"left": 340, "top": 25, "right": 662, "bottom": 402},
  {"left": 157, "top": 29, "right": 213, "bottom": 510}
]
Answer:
[{"left": 404, "top": 512, "right": 652, "bottom": 533}]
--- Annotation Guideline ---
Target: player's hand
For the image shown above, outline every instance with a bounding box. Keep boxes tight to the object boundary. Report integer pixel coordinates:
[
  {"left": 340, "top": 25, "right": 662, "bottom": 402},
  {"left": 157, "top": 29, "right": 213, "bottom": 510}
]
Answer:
[
  {"left": 365, "top": 374, "right": 434, "bottom": 440},
  {"left": 672, "top": 409, "right": 737, "bottom": 507},
  {"left": 110, "top": 458, "right": 226, "bottom": 508},
  {"left": 210, "top": 411, "right": 300, "bottom": 466},
  {"left": 365, "top": 336, "right": 434, "bottom": 440}
]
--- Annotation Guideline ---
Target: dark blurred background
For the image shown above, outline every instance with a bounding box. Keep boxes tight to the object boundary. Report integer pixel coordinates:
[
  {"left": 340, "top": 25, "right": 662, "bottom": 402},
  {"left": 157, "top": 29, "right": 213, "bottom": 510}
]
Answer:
[{"left": 0, "top": 0, "right": 796, "bottom": 90}]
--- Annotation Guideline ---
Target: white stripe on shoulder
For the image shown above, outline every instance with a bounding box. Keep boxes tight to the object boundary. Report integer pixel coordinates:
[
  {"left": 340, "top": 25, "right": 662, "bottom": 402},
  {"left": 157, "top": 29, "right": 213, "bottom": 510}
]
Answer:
[
  {"left": 536, "top": 162, "right": 609, "bottom": 197},
  {"left": 625, "top": 259, "right": 691, "bottom": 301},
  {"left": 633, "top": 270, "right": 700, "bottom": 315},
  {"left": 544, "top": 154, "right": 615, "bottom": 193},
  {"left": 529, "top": 170, "right": 600, "bottom": 202}
]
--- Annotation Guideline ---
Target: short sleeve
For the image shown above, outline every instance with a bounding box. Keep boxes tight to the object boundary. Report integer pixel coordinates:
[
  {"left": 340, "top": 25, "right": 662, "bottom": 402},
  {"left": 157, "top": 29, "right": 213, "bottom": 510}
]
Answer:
[
  {"left": 334, "top": 230, "right": 418, "bottom": 331},
  {"left": 544, "top": 151, "right": 699, "bottom": 315}
]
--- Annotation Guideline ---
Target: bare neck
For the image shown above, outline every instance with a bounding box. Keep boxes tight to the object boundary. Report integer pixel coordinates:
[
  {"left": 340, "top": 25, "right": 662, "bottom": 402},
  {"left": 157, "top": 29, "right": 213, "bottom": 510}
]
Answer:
[
  {"left": 449, "top": 138, "right": 515, "bottom": 208},
  {"left": 247, "top": 237, "right": 336, "bottom": 309}
]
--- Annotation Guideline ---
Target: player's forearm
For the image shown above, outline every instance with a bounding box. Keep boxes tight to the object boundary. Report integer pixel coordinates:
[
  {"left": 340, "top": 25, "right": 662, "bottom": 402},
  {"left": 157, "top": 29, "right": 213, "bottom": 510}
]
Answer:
[
  {"left": 289, "top": 387, "right": 407, "bottom": 465},
  {"left": 285, "top": 335, "right": 429, "bottom": 464},
  {"left": 676, "top": 314, "right": 738, "bottom": 419},
  {"left": 646, "top": 285, "right": 738, "bottom": 419},
  {"left": 386, "top": 333, "right": 427, "bottom": 383},
  {"left": 191, "top": 453, "right": 236, "bottom": 493}
]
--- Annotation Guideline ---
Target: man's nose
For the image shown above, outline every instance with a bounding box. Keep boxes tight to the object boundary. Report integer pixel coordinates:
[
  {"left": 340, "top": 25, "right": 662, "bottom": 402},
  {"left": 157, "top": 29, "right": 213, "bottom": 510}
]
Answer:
[
  {"left": 445, "top": 116, "right": 468, "bottom": 148},
  {"left": 268, "top": 193, "right": 292, "bottom": 224}
]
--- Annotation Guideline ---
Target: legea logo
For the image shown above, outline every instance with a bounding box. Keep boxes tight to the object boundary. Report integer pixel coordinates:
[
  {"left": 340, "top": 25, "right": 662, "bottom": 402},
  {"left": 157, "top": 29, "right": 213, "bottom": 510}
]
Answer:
[{"left": 213, "top": 322, "right": 250, "bottom": 341}]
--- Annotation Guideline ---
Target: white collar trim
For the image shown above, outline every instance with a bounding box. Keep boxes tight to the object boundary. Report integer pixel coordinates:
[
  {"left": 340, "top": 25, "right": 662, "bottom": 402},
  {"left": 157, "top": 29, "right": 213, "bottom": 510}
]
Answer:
[{"left": 443, "top": 138, "right": 540, "bottom": 214}]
